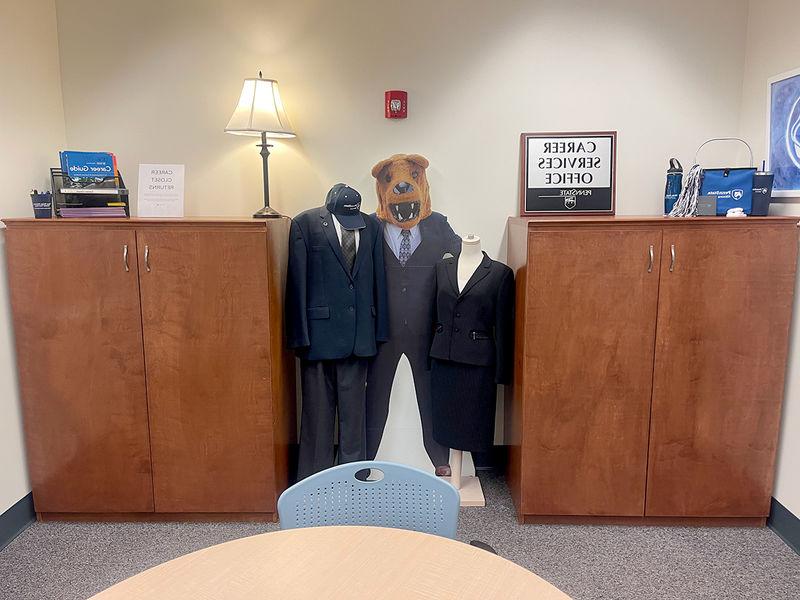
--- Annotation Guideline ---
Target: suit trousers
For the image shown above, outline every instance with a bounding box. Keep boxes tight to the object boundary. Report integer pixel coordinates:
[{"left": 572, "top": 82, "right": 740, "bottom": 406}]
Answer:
[
  {"left": 365, "top": 331, "right": 450, "bottom": 467},
  {"left": 298, "top": 356, "right": 368, "bottom": 480}
]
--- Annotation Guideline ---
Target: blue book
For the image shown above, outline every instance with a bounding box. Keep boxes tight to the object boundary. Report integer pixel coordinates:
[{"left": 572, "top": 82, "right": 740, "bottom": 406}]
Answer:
[{"left": 59, "top": 151, "right": 116, "bottom": 182}]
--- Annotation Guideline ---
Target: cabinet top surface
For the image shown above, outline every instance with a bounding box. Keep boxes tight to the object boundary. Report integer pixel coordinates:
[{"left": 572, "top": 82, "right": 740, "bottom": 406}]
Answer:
[
  {"left": 509, "top": 215, "right": 800, "bottom": 228},
  {"left": 1, "top": 217, "right": 289, "bottom": 229}
]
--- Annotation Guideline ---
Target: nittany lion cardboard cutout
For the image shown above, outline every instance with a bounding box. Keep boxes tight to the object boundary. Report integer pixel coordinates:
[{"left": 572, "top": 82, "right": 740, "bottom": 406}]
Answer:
[{"left": 366, "top": 154, "right": 461, "bottom": 475}]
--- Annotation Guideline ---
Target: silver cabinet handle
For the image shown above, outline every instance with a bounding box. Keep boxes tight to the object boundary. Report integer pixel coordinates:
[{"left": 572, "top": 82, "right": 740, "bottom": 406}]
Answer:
[
  {"left": 647, "top": 244, "right": 654, "bottom": 273},
  {"left": 144, "top": 245, "right": 151, "bottom": 272},
  {"left": 669, "top": 244, "right": 676, "bottom": 272},
  {"left": 123, "top": 244, "right": 130, "bottom": 272}
]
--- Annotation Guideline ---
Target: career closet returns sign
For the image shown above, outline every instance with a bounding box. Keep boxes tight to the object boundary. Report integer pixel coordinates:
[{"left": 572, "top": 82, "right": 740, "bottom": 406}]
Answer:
[
  {"left": 137, "top": 164, "right": 185, "bottom": 218},
  {"left": 520, "top": 131, "right": 616, "bottom": 215}
]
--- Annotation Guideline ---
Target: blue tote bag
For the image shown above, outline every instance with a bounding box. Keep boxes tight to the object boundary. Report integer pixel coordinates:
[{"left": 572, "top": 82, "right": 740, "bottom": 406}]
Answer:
[
  {"left": 700, "top": 168, "right": 756, "bottom": 215},
  {"left": 697, "top": 138, "right": 756, "bottom": 215}
]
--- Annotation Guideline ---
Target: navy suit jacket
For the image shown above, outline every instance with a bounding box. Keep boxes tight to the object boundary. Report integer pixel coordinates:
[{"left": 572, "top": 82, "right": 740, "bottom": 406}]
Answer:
[
  {"left": 372, "top": 212, "right": 461, "bottom": 343},
  {"left": 286, "top": 206, "right": 389, "bottom": 360}
]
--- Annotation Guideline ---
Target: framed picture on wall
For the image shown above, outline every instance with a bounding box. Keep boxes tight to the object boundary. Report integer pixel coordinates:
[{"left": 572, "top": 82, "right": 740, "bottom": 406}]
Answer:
[
  {"left": 519, "top": 131, "right": 616, "bottom": 215},
  {"left": 767, "top": 67, "right": 800, "bottom": 200}
]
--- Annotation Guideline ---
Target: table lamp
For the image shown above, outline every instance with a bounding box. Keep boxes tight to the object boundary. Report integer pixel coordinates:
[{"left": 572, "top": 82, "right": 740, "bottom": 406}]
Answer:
[{"left": 225, "top": 72, "right": 296, "bottom": 218}]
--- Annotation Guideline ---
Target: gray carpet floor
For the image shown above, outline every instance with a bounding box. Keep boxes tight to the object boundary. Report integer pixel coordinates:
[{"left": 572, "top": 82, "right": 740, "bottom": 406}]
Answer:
[{"left": 1, "top": 472, "right": 798, "bottom": 599}]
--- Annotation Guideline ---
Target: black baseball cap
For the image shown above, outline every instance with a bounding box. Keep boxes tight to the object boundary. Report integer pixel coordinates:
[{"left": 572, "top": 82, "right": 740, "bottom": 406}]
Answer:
[{"left": 325, "top": 183, "right": 365, "bottom": 230}]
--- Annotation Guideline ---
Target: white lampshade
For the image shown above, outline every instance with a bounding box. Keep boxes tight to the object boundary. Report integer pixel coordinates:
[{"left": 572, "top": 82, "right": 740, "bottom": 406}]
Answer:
[{"left": 225, "top": 76, "right": 296, "bottom": 138}]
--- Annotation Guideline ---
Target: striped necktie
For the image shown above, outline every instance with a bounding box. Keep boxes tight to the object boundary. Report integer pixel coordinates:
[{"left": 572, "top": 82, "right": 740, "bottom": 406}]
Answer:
[{"left": 399, "top": 229, "right": 411, "bottom": 266}]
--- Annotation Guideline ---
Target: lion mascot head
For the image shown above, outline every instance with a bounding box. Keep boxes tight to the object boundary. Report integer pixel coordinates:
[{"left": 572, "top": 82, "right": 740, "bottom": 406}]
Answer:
[{"left": 371, "top": 153, "right": 432, "bottom": 229}]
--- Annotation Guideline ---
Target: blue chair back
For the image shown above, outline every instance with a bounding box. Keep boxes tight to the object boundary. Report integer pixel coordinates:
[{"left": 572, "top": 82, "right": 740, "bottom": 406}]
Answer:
[{"left": 278, "top": 461, "right": 460, "bottom": 538}]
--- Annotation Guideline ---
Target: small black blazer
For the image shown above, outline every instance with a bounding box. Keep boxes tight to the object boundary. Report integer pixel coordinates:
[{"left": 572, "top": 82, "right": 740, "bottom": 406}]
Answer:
[
  {"left": 429, "top": 252, "right": 514, "bottom": 383},
  {"left": 286, "top": 207, "right": 389, "bottom": 361}
]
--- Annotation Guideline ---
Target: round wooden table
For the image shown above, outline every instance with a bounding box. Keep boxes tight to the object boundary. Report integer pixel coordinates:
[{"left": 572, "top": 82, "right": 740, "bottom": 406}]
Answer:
[{"left": 91, "top": 526, "right": 572, "bottom": 599}]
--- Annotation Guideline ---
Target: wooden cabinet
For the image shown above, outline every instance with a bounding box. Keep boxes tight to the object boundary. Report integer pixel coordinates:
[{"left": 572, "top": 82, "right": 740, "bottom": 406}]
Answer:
[
  {"left": 647, "top": 226, "right": 797, "bottom": 517},
  {"left": 5, "top": 226, "right": 153, "bottom": 513},
  {"left": 3, "top": 218, "right": 295, "bottom": 520},
  {"left": 138, "top": 228, "right": 275, "bottom": 513},
  {"left": 507, "top": 217, "right": 797, "bottom": 525},
  {"left": 521, "top": 226, "right": 661, "bottom": 516}
]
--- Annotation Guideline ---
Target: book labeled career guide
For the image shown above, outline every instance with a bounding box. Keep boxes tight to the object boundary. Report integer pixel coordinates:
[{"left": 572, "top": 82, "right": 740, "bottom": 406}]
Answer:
[{"left": 59, "top": 151, "right": 117, "bottom": 182}]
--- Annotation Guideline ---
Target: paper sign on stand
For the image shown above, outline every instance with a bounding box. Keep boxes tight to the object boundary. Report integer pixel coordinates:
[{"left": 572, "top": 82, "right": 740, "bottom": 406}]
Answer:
[{"left": 137, "top": 164, "right": 185, "bottom": 217}]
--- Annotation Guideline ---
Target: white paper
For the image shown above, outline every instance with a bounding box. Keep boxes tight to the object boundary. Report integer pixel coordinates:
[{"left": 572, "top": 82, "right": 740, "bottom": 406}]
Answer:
[
  {"left": 137, "top": 164, "right": 185, "bottom": 217},
  {"left": 527, "top": 136, "right": 612, "bottom": 188}
]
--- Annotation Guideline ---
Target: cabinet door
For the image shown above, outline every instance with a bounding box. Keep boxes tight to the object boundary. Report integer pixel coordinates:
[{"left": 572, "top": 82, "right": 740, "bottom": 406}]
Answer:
[
  {"left": 5, "top": 226, "right": 153, "bottom": 513},
  {"left": 647, "top": 225, "right": 797, "bottom": 517},
  {"left": 137, "top": 227, "right": 274, "bottom": 513},
  {"left": 523, "top": 227, "right": 662, "bottom": 515}
]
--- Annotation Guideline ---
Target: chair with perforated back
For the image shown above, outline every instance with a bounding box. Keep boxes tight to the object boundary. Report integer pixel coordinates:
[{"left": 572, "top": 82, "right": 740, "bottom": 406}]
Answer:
[{"left": 277, "top": 460, "right": 460, "bottom": 538}]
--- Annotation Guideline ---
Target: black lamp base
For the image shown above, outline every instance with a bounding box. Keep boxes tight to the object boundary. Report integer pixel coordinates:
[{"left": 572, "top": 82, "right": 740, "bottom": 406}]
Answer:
[
  {"left": 255, "top": 132, "right": 282, "bottom": 219},
  {"left": 253, "top": 205, "right": 283, "bottom": 219}
]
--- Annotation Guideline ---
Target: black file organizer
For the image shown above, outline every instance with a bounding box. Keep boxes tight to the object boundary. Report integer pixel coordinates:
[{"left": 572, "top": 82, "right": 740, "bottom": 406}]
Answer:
[{"left": 50, "top": 168, "right": 130, "bottom": 217}]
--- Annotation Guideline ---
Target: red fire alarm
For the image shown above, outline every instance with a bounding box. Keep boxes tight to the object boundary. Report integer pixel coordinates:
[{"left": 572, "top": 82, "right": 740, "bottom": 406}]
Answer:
[{"left": 385, "top": 90, "right": 408, "bottom": 119}]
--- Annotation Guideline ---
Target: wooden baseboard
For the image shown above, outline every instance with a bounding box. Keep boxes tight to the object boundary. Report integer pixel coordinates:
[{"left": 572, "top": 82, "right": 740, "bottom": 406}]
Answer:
[
  {"left": 520, "top": 514, "right": 766, "bottom": 527},
  {"left": 38, "top": 512, "right": 278, "bottom": 523}
]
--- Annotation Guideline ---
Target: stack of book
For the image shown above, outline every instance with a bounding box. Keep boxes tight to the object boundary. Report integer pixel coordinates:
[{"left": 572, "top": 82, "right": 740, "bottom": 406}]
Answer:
[
  {"left": 59, "top": 150, "right": 119, "bottom": 182},
  {"left": 53, "top": 151, "right": 130, "bottom": 218}
]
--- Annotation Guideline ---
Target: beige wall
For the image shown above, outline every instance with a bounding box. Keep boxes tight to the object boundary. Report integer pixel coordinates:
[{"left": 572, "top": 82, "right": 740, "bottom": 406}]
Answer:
[
  {"left": 52, "top": 0, "right": 751, "bottom": 471},
  {"left": 55, "top": 0, "right": 748, "bottom": 258},
  {"left": 0, "top": 0, "right": 66, "bottom": 513},
  {"left": 739, "top": 0, "right": 800, "bottom": 516}
]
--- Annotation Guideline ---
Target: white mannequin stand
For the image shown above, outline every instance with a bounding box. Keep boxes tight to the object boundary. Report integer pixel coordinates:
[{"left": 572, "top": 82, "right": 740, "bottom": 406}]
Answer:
[{"left": 443, "top": 234, "right": 486, "bottom": 507}]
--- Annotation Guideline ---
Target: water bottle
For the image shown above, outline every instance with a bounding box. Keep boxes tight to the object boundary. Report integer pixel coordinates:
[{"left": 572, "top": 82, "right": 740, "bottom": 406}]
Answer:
[{"left": 664, "top": 158, "right": 683, "bottom": 215}]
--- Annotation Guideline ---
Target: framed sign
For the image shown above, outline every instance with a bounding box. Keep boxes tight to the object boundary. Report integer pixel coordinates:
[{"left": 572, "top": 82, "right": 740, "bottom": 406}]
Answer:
[
  {"left": 766, "top": 67, "right": 800, "bottom": 200},
  {"left": 519, "top": 131, "right": 616, "bottom": 215}
]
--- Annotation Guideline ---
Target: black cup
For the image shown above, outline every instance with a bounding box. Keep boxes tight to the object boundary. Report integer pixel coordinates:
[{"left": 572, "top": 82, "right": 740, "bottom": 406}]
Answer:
[
  {"left": 30, "top": 192, "right": 52, "bottom": 219},
  {"left": 751, "top": 173, "right": 774, "bottom": 216}
]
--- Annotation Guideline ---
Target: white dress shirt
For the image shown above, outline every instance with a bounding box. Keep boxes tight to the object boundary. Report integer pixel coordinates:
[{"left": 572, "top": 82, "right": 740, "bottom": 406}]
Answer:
[
  {"left": 332, "top": 215, "right": 360, "bottom": 251},
  {"left": 383, "top": 222, "right": 421, "bottom": 259}
]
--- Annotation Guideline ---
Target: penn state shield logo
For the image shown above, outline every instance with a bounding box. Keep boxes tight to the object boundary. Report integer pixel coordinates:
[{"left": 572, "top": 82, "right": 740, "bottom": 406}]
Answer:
[
  {"left": 732, "top": 189, "right": 744, "bottom": 201},
  {"left": 564, "top": 196, "right": 577, "bottom": 210}
]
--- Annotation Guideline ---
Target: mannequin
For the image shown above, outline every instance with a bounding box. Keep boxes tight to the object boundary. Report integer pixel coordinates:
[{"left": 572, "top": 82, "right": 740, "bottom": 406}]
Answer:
[
  {"left": 458, "top": 234, "right": 483, "bottom": 292},
  {"left": 429, "top": 231, "right": 514, "bottom": 506},
  {"left": 286, "top": 184, "right": 389, "bottom": 480},
  {"left": 450, "top": 233, "right": 485, "bottom": 505}
]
